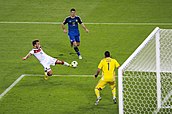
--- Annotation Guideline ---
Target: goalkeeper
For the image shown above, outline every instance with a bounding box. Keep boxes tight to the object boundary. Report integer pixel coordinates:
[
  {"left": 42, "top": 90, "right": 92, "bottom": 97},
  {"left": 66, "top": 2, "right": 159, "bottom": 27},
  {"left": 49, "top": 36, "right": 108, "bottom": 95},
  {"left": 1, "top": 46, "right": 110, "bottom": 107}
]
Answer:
[{"left": 94, "top": 51, "right": 120, "bottom": 105}]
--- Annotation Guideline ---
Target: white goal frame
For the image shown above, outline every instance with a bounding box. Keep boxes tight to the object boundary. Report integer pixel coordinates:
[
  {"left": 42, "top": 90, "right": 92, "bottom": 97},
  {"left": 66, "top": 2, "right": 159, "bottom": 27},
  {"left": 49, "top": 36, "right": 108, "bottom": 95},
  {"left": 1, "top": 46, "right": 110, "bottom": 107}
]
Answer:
[{"left": 118, "top": 27, "right": 172, "bottom": 114}]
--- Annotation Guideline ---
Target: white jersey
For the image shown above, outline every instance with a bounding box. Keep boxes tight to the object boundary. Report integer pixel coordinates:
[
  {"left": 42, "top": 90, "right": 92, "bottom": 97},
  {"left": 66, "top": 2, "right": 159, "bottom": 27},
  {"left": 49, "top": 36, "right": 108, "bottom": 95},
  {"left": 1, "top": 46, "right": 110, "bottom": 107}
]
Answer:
[
  {"left": 29, "top": 48, "right": 57, "bottom": 72},
  {"left": 29, "top": 48, "right": 51, "bottom": 62}
]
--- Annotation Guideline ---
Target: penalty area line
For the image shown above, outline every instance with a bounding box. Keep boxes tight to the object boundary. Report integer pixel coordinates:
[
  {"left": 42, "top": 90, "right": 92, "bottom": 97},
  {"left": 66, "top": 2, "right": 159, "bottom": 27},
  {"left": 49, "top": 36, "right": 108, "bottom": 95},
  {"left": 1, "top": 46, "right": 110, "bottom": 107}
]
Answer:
[
  {"left": 0, "top": 74, "right": 93, "bottom": 100},
  {"left": 0, "top": 74, "right": 26, "bottom": 100},
  {"left": 24, "top": 74, "right": 93, "bottom": 77}
]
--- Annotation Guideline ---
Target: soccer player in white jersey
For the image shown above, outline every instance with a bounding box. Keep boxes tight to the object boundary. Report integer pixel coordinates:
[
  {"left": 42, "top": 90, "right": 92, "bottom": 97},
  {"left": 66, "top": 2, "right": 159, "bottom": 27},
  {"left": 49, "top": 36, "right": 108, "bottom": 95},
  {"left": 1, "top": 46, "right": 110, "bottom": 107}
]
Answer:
[{"left": 22, "top": 39, "right": 71, "bottom": 80}]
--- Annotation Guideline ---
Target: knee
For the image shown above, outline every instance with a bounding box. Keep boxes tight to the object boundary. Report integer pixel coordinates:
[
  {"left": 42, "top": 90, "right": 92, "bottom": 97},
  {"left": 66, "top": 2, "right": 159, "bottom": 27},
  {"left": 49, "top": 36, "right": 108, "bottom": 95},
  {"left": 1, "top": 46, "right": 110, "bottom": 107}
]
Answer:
[
  {"left": 98, "top": 88, "right": 102, "bottom": 90},
  {"left": 73, "top": 42, "right": 77, "bottom": 46},
  {"left": 95, "top": 88, "right": 102, "bottom": 91},
  {"left": 47, "top": 71, "right": 52, "bottom": 76}
]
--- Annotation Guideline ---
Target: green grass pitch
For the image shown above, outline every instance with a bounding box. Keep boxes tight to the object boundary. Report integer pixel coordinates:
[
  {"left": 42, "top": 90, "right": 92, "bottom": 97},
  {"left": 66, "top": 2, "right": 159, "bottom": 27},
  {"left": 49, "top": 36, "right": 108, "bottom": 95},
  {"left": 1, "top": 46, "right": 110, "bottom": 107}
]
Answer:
[
  {"left": 0, "top": 76, "right": 118, "bottom": 114},
  {"left": 0, "top": 0, "right": 172, "bottom": 114}
]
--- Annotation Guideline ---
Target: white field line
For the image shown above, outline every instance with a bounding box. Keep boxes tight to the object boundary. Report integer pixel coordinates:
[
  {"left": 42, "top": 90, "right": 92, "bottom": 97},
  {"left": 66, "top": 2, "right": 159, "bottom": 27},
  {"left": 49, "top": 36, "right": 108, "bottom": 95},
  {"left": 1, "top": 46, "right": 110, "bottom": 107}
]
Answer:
[
  {"left": 0, "top": 74, "right": 93, "bottom": 100},
  {"left": 0, "top": 21, "right": 172, "bottom": 25},
  {"left": 0, "top": 74, "right": 26, "bottom": 100},
  {"left": 24, "top": 74, "right": 93, "bottom": 77}
]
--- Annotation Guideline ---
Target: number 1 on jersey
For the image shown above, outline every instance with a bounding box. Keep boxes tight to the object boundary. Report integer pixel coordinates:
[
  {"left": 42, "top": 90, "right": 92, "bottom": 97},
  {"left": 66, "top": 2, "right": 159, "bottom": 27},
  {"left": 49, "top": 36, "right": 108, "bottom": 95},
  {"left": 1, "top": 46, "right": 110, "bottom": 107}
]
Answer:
[{"left": 108, "top": 63, "right": 110, "bottom": 71}]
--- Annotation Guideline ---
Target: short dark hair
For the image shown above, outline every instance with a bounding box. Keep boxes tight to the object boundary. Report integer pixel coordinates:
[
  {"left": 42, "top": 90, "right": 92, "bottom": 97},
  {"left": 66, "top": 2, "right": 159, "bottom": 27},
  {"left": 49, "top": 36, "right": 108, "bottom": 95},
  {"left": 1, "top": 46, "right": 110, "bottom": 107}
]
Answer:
[
  {"left": 70, "top": 8, "right": 76, "bottom": 12},
  {"left": 32, "top": 39, "right": 39, "bottom": 46},
  {"left": 105, "top": 51, "right": 110, "bottom": 57}
]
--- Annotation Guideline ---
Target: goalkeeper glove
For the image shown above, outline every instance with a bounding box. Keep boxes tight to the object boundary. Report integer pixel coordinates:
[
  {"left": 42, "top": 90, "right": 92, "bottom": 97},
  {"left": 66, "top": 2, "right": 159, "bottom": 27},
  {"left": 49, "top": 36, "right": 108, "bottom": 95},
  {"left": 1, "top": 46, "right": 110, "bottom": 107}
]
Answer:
[{"left": 95, "top": 74, "right": 98, "bottom": 78}]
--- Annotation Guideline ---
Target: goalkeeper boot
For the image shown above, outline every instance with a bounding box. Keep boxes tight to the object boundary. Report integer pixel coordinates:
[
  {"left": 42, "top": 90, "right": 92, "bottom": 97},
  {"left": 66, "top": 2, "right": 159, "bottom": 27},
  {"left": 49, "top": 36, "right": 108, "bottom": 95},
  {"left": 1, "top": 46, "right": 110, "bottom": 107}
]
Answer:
[
  {"left": 95, "top": 97, "right": 102, "bottom": 105},
  {"left": 113, "top": 97, "right": 117, "bottom": 104}
]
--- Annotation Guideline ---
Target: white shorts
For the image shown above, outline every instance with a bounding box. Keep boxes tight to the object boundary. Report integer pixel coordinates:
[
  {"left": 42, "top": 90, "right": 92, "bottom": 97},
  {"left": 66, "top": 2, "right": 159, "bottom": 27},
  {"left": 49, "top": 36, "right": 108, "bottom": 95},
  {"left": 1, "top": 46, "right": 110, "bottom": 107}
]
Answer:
[{"left": 40, "top": 57, "right": 57, "bottom": 72}]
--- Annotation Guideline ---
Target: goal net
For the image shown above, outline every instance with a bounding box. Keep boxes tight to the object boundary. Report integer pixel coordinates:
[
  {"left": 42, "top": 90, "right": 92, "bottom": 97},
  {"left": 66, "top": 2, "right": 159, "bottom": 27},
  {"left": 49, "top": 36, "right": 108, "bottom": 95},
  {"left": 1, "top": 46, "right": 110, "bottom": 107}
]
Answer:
[{"left": 118, "top": 27, "right": 172, "bottom": 114}]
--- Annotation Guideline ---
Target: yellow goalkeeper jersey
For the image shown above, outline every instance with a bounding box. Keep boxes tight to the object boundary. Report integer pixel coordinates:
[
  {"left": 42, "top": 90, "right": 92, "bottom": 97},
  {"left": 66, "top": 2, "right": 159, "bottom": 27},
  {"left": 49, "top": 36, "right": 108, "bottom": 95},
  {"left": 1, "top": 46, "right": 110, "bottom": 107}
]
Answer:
[{"left": 98, "top": 57, "right": 120, "bottom": 81}]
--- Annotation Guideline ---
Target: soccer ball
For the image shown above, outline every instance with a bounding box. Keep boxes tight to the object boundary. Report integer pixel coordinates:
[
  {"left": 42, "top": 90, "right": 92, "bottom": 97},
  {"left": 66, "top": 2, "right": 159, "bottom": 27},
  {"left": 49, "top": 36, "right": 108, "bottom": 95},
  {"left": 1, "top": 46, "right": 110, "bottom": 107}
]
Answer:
[{"left": 71, "top": 61, "right": 78, "bottom": 68}]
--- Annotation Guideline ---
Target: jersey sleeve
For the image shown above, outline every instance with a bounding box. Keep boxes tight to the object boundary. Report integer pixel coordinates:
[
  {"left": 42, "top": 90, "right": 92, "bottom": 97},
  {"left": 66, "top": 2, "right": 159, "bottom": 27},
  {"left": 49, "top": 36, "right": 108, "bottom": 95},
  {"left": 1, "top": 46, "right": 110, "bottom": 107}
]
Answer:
[
  {"left": 98, "top": 60, "right": 103, "bottom": 69},
  {"left": 77, "top": 16, "right": 83, "bottom": 24},
  {"left": 29, "top": 49, "right": 34, "bottom": 55},
  {"left": 63, "top": 17, "right": 68, "bottom": 25}
]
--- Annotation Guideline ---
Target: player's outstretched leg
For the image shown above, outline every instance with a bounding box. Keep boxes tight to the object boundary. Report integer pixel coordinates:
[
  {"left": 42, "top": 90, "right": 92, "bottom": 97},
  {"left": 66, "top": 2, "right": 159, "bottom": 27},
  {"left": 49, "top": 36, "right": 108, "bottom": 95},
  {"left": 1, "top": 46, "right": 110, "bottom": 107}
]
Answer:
[{"left": 55, "top": 60, "right": 71, "bottom": 67}]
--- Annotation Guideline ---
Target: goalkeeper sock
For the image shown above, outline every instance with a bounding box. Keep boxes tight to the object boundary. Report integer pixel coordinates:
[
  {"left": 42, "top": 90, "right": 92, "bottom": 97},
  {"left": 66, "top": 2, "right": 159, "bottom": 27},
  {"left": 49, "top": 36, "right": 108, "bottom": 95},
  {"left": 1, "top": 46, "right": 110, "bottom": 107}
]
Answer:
[
  {"left": 74, "top": 46, "right": 81, "bottom": 56},
  {"left": 112, "top": 87, "right": 116, "bottom": 98},
  {"left": 95, "top": 88, "right": 100, "bottom": 98}
]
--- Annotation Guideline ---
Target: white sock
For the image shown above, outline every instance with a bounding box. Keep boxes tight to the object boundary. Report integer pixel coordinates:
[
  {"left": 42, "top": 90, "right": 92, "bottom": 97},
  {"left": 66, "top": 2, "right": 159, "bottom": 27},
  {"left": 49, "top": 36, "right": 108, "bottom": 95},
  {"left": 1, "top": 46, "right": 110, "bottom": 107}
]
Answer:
[{"left": 63, "top": 62, "right": 70, "bottom": 66}]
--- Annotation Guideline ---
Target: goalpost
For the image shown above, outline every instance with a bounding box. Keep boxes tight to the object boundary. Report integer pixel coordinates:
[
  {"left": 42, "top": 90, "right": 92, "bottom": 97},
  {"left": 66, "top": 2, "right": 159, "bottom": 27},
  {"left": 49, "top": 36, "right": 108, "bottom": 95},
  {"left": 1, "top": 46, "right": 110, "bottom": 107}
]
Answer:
[{"left": 118, "top": 27, "right": 172, "bottom": 114}]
